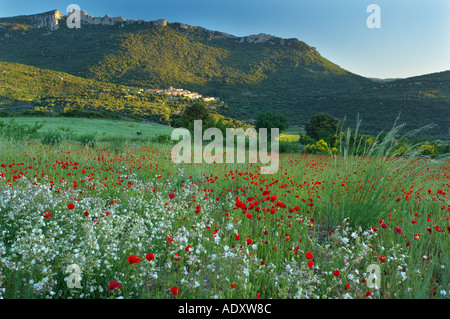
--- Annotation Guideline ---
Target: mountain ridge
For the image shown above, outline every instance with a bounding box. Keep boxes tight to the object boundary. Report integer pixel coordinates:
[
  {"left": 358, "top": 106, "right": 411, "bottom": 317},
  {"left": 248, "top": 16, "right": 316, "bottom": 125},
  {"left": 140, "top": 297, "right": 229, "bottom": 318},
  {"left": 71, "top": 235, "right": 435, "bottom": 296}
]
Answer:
[{"left": 0, "top": 9, "right": 305, "bottom": 45}]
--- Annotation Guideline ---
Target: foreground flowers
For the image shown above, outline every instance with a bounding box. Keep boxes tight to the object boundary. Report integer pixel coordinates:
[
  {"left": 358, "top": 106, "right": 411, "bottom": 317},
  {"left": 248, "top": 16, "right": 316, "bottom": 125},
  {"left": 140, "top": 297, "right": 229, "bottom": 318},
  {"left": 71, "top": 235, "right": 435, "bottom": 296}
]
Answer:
[
  {"left": 171, "top": 286, "right": 180, "bottom": 295},
  {"left": 109, "top": 281, "right": 122, "bottom": 291},
  {"left": 0, "top": 142, "right": 448, "bottom": 299},
  {"left": 128, "top": 255, "right": 141, "bottom": 265},
  {"left": 42, "top": 211, "right": 52, "bottom": 218}
]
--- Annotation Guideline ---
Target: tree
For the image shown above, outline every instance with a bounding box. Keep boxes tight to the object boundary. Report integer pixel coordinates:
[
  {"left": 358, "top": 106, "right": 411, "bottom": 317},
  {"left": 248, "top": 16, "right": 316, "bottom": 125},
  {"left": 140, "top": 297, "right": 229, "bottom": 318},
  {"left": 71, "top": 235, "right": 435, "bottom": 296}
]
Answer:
[
  {"left": 255, "top": 111, "right": 289, "bottom": 138},
  {"left": 180, "top": 102, "right": 210, "bottom": 130},
  {"left": 305, "top": 113, "right": 341, "bottom": 144}
]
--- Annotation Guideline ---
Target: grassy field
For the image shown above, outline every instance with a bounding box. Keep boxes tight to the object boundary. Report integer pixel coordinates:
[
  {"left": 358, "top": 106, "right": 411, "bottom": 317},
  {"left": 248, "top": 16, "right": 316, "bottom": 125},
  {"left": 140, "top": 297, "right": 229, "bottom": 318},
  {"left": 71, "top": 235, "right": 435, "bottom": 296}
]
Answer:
[
  {"left": 0, "top": 118, "right": 448, "bottom": 300},
  {"left": 1, "top": 116, "right": 301, "bottom": 143},
  {"left": 0, "top": 117, "right": 174, "bottom": 141}
]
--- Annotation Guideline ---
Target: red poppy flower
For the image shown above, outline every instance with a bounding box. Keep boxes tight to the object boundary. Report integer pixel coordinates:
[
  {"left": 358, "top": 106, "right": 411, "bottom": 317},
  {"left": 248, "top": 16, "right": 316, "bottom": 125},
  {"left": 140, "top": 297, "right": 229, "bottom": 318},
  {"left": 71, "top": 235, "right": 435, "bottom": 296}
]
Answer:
[
  {"left": 379, "top": 256, "right": 386, "bottom": 263},
  {"left": 108, "top": 280, "right": 122, "bottom": 291},
  {"left": 333, "top": 270, "right": 340, "bottom": 276},
  {"left": 366, "top": 291, "right": 371, "bottom": 297},
  {"left": 245, "top": 238, "right": 253, "bottom": 245},
  {"left": 42, "top": 211, "right": 52, "bottom": 218},
  {"left": 306, "top": 252, "right": 313, "bottom": 260},
  {"left": 235, "top": 234, "right": 241, "bottom": 240},
  {"left": 185, "top": 245, "right": 193, "bottom": 252},
  {"left": 171, "top": 286, "right": 180, "bottom": 295},
  {"left": 168, "top": 193, "right": 175, "bottom": 199},
  {"left": 256, "top": 292, "right": 260, "bottom": 299},
  {"left": 146, "top": 253, "right": 154, "bottom": 261},
  {"left": 344, "top": 283, "right": 350, "bottom": 291},
  {"left": 231, "top": 283, "right": 236, "bottom": 289},
  {"left": 128, "top": 255, "right": 141, "bottom": 264},
  {"left": 307, "top": 260, "right": 314, "bottom": 269},
  {"left": 174, "top": 253, "right": 181, "bottom": 261},
  {"left": 68, "top": 203, "right": 75, "bottom": 210}
]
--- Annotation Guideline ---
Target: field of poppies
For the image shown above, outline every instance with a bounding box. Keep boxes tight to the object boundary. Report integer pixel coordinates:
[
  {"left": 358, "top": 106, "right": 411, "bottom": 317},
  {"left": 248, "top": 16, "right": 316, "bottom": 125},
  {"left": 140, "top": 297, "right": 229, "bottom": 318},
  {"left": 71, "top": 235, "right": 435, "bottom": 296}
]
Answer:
[{"left": 0, "top": 123, "right": 449, "bottom": 299}]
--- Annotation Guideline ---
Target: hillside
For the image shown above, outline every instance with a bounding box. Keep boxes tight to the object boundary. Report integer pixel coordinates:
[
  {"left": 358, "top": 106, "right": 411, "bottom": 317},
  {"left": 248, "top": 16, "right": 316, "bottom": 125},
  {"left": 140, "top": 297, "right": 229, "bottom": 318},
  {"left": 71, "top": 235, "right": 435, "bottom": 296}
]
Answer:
[
  {"left": 0, "top": 10, "right": 449, "bottom": 137},
  {"left": 0, "top": 61, "right": 244, "bottom": 127},
  {"left": 297, "top": 70, "right": 450, "bottom": 135}
]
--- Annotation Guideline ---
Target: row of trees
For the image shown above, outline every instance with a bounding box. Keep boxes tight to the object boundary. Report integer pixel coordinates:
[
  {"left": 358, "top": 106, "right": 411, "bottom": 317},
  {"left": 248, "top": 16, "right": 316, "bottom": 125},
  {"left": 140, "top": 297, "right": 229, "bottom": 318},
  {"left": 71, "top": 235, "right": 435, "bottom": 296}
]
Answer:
[
  {"left": 175, "top": 103, "right": 444, "bottom": 156},
  {"left": 301, "top": 113, "right": 442, "bottom": 156},
  {"left": 175, "top": 102, "right": 289, "bottom": 135}
]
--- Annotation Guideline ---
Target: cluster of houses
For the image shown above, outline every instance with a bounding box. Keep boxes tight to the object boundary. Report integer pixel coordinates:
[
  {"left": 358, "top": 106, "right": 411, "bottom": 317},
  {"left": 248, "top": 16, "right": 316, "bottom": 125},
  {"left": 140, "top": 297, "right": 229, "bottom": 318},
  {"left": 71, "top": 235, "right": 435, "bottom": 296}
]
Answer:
[
  {"left": 92, "top": 86, "right": 220, "bottom": 102},
  {"left": 143, "top": 86, "right": 220, "bottom": 102}
]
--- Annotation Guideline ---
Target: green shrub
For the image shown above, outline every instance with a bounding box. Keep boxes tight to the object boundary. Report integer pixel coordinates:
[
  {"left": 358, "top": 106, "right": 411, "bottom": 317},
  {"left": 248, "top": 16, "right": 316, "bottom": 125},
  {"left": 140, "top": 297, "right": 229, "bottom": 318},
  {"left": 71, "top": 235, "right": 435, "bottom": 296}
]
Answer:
[
  {"left": 299, "top": 135, "right": 315, "bottom": 146},
  {"left": 279, "top": 141, "right": 299, "bottom": 153},
  {"left": 40, "top": 130, "right": 66, "bottom": 146},
  {"left": 76, "top": 133, "right": 98, "bottom": 148},
  {"left": 152, "top": 134, "right": 173, "bottom": 144},
  {"left": 0, "top": 118, "right": 44, "bottom": 140}
]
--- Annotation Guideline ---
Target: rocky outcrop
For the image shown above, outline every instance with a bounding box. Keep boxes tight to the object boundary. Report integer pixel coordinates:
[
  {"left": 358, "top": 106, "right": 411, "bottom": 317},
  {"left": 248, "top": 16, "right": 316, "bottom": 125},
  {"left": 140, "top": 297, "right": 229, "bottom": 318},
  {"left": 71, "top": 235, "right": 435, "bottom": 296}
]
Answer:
[
  {"left": 238, "top": 33, "right": 284, "bottom": 45},
  {"left": 79, "top": 11, "right": 129, "bottom": 25},
  {"left": 31, "top": 10, "right": 64, "bottom": 31},
  {"left": 213, "top": 31, "right": 236, "bottom": 39},
  {"left": 23, "top": 9, "right": 163, "bottom": 30},
  {"left": 153, "top": 19, "right": 167, "bottom": 27}
]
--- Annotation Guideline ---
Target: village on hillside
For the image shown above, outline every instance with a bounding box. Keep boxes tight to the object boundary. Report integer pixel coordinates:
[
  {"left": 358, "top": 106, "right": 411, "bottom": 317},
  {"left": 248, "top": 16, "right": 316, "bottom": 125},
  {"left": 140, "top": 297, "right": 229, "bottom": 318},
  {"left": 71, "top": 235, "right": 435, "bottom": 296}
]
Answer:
[
  {"left": 89, "top": 84, "right": 222, "bottom": 103},
  {"left": 141, "top": 86, "right": 220, "bottom": 102}
]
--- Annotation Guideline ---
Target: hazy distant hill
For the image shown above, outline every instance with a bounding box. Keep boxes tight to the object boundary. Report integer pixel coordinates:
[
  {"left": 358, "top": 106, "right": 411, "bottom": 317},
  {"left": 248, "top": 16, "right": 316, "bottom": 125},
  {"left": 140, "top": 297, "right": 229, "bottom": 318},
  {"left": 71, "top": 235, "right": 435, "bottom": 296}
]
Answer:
[{"left": 0, "top": 10, "right": 448, "bottom": 137}]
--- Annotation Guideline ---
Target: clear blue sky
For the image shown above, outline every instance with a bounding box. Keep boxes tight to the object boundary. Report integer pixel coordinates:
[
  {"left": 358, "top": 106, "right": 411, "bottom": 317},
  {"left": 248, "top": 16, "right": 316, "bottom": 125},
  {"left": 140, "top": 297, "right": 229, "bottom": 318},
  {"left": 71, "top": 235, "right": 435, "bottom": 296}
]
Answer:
[{"left": 1, "top": 0, "right": 449, "bottom": 79}]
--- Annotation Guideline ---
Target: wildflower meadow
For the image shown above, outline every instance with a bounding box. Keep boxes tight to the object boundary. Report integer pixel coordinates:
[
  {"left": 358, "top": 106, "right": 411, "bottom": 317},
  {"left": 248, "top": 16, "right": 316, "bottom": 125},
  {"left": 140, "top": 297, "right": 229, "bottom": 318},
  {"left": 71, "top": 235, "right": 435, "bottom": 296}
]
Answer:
[{"left": 0, "top": 119, "right": 448, "bottom": 300}]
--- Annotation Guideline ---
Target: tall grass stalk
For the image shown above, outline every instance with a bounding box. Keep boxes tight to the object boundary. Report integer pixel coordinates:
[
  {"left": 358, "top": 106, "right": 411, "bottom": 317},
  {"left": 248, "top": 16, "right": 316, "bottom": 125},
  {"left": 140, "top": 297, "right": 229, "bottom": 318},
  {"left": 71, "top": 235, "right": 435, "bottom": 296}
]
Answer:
[{"left": 327, "top": 115, "right": 437, "bottom": 229}]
